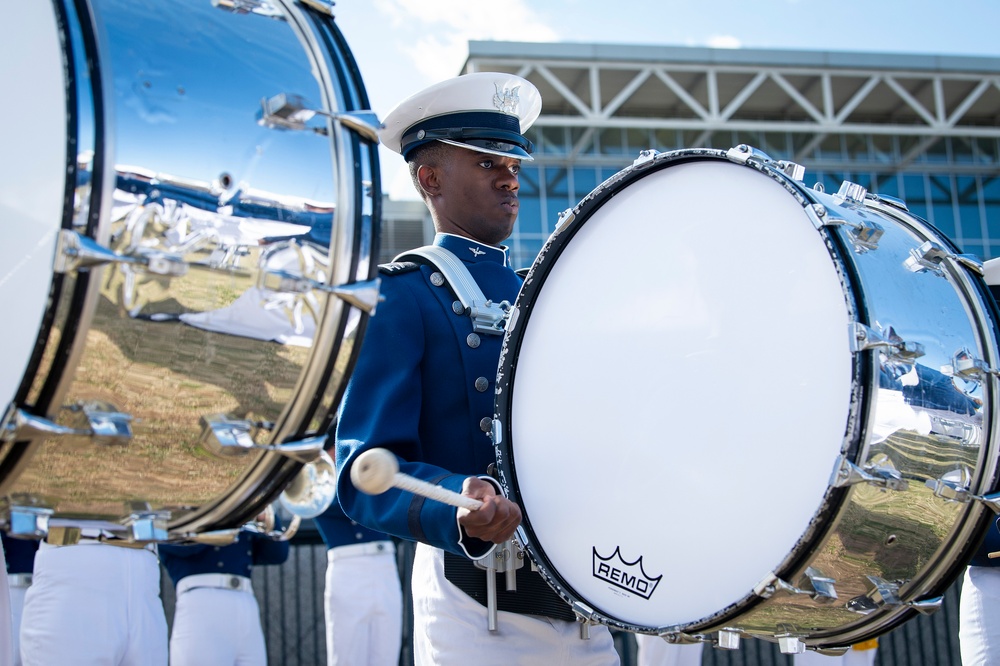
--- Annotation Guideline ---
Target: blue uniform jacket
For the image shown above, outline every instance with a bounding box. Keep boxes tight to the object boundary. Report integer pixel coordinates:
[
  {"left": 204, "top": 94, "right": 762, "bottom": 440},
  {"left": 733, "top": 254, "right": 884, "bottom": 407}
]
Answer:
[
  {"left": 159, "top": 522, "right": 290, "bottom": 586},
  {"left": 2, "top": 532, "right": 38, "bottom": 574},
  {"left": 313, "top": 500, "right": 390, "bottom": 549},
  {"left": 335, "top": 233, "right": 522, "bottom": 558}
]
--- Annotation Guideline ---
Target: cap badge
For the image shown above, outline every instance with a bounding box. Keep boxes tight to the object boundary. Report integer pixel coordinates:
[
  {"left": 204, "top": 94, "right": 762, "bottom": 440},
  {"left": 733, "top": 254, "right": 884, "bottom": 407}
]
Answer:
[{"left": 493, "top": 83, "right": 521, "bottom": 115}]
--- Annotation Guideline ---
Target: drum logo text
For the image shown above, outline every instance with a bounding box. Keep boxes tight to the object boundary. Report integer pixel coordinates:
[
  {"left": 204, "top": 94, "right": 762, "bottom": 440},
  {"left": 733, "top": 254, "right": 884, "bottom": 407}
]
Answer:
[{"left": 592, "top": 546, "right": 662, "bottom": 600}]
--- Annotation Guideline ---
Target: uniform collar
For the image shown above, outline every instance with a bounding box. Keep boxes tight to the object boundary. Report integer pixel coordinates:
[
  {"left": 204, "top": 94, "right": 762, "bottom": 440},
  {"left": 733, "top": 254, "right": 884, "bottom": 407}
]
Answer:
[{"left": 434, "top": 233, "right": 510, "bottom": 267}]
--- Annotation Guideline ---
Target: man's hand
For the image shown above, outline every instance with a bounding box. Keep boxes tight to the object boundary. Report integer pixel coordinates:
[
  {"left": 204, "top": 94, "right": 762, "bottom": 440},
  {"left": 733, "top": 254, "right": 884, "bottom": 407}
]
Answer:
[{"left": 456, "top": 476, "right": 521, "bottom": 543}]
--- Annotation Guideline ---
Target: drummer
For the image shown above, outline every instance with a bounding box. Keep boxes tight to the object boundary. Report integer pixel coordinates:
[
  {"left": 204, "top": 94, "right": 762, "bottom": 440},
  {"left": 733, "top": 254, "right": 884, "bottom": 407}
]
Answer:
[{"left": 334, "top": 73, "right": 619, "bottom": 665}]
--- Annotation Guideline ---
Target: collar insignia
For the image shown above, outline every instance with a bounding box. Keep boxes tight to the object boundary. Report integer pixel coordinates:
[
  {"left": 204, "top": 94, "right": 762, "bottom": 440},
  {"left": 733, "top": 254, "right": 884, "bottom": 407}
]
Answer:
[
  {"left": 469, "top": 246, "right": 486, "bottom": 257},
  {"left": 493, "top": 83, "right": 520, "bottom": 115}
]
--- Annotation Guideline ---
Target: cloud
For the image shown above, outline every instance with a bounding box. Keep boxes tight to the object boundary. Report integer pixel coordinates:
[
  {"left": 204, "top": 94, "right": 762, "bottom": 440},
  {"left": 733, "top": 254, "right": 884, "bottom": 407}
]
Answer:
[
  {"left": 706, "top": 34, "right": 743, "bottom": 49},
  {"left": 372, "top": 0, "right": 560, "bottom": 81}
]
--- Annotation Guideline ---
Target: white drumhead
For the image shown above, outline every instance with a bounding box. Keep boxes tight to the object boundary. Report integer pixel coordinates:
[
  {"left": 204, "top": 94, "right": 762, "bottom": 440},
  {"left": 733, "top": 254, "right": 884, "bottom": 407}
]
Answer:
[
  {"left": 0, "top": 2, "right": 66, "bottom": 408},
  {"left": 510, "top": 160, "right": 853, "bottom": 628}
]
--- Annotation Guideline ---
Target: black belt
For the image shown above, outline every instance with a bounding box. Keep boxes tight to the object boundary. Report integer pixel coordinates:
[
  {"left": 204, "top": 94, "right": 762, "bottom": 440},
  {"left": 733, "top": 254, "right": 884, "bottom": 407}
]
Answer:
[{"left": 443, "top": 551, "right": 577, "bottom": 622}]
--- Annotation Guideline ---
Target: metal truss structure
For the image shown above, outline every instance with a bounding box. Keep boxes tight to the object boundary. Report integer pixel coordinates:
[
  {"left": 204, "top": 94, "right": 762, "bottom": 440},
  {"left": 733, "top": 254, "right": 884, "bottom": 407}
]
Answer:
[{"left": 464, "top": 41, "right": 1000, "bottom": 171}]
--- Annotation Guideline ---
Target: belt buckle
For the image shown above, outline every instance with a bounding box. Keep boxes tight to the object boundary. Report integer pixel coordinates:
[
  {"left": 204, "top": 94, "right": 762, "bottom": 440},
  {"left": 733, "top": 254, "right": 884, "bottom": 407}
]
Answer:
[{"left": 227, "top": 576, "right": 241, "bottom": 590}]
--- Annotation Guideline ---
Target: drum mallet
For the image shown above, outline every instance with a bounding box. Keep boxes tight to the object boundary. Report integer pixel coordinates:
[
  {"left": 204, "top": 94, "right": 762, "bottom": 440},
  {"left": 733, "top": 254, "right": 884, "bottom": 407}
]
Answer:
[{"left": 350, "top": 448, "right": 484, "bottom": 511}]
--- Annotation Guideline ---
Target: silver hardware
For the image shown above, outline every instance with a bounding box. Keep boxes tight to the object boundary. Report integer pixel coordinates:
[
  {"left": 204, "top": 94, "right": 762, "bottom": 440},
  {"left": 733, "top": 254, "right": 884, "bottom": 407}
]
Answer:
[
  {"left": 725, "top": 144, "right": 772, "bottom": 165},
  {"left": 490, "top": 419, "right": 502, "bottom": 446},
  {"left": 55, "top": 229, "right": 188, "bottom": 277},
  {"left": 555, "top": 208, "right": 576, "bottom": 231},
  {"left": 126, "top": 510, "right": 169, "bottom": 542},
  {"left": 178, "top": 529, "right": 241, "bottom": 546},
  {"left": 199, "top": 415, "right": 326, "bottom": 463},
  {"left": 259, "top": 271, "right": 382, "bottom": 316},
  {"left": 941, "top": 347, "right": 998, "bottom": 380},
  {"left": 579, "top": 618, "right": 592, "bottom": 640},
  {"left": 474, "top": 377, "right": 489, "bottom": 393},
  {"left": 474, "top": 538, "right": 525, "bottom": 632},
  {"left": 212, "top": 0, "right": 285, "bottom": 18},
  {"left": 904, "top": 240, "right": 984, "bottom": 276},
  {"left": 872, "top": 193, "right": 909, "bottom": 211},
  {"left": 429, "top": 272, "right": 445, "bottom": 287},
  {"left": 467, "top": 333, "right": 481, "bottom": 349},
  {"left": 6, "top": 506, "right": 53, "bottom": 538},
  {"left": 632, "top": 150, "right": 659, "bottom": 167},
  {"left": 259, "top": 93, "right": 381, "bottom": 143},
  {"left": 835, "top": 180, "right": 868, "bottom": 205},
  {"left": 776, "top": 634, "right": 807, "bottom": 655},
  {"left": 831, "top": 455, "right": 908, "bottom": 492},
  {"left": 805, "top": 203, "right": 883, "bottom": 250},
  {"left": 850, "top": 323, "right": 925, "bottom": 363},
  {"left": 716, "top": 629, "right": 741, "bottom": 650},
  {"left": 753, "top": 571, "right": 834, "bottom": 601},
  {"left": 479, "top": 417, "right": 492, "bottom": 433},
  {"left": 926, "top": 472, "right": 1000, "bottom": 513},
  {"left": 278, "top": 450, "right": 337, "bottom": 524},
  {"left": 452, "top": 301, "right": 465, "bottom": 315},
  {"left": 776, "top": 160, "right": 805, "bottom": 181},
  {"left": 2, "top": 403, "right": 132, "bottom": 445}
]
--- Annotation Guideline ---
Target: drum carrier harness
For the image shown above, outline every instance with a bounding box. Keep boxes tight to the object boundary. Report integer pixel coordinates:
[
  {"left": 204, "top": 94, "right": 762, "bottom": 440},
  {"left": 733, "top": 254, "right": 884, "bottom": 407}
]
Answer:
[{"left": 393, "top": 245, "right": 582, "bottom": 633}]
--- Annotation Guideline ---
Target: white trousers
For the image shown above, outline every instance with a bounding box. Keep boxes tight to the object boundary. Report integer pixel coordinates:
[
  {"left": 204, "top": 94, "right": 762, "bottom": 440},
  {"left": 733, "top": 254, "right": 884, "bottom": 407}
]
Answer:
[
  {"left": 634, "top": 634, "right": 703, "bottom": 666},
  {"left": 20, "top": 543, "right": 167, "bottom": 666},
  {"left": 410, "top": 544, "right": 620, "bottom": 665},
  {"left": 0, "top": 542, "right": 12, "bottom": 666},
  {"left": 961, "top": 565, "right": 1000, "bottom": 665},
  {"left": 324, "top": 544, "right": 403, "bottom": 666},
  {"left": 169, "top": 587, "right": 265, "bottom": 666},
  {"left": 794, "top": 647, "right": 877, "bottom": 665},
  {"left": 9, "top": 581, "right": 26, "bottom": 666}
]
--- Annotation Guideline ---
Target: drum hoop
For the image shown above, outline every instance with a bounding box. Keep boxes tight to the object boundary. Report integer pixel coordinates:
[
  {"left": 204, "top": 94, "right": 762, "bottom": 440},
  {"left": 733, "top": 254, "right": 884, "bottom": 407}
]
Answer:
[{"left": 494, "top": 148, "right": 869, "bottom": 633}]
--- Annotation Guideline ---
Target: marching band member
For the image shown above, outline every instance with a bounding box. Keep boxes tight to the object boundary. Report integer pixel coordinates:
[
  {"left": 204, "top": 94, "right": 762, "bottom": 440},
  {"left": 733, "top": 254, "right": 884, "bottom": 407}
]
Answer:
[
  {"left": 334, "top": 73, "right": 619, "bottom": 664},
  {"left": 2, "top": 533, "right": 37, "bottom": 666},
  {"left": 158, "top": 516, "right": 290, "bottom": 666},
  {"left": 959, "top": 517, "right": 1000, "bottom": 665},
  {"left": 20, "top": 535, "right": 168, "bottom": 665},
  {"left": 314, "top": 503, "right": 402, "bottom": 665}
]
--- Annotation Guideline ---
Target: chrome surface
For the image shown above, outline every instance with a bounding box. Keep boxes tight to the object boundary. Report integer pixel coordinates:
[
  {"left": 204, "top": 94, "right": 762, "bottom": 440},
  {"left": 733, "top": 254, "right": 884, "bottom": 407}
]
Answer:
[
  {"left": 0, "top": 0, "right": 378, "bottom": 536},
  {"left": 277, "top": 449, "right": 336, "bottom": 519},
  {"left": 494, "top": 146, "right": 1000, "bottom": 649}
]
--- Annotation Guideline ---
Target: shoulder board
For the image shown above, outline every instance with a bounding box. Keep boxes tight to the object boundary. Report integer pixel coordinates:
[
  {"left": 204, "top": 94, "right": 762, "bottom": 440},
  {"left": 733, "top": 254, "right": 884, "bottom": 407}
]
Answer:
[{"left": 378, "top": 261, "right": 421, "bottom": 275}]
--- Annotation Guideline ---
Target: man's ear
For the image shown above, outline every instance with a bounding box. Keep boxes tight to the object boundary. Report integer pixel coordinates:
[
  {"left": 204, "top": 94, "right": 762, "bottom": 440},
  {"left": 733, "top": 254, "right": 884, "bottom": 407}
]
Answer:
[{"left": 416, "top": 164, "right": 441, "bottom": 198}]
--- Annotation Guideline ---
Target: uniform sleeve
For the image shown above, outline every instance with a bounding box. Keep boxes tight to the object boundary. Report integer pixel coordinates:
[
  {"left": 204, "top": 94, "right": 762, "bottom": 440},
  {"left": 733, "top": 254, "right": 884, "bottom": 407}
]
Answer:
[{"left": 334, "top": 275, "right": 472, "bottom": 556}]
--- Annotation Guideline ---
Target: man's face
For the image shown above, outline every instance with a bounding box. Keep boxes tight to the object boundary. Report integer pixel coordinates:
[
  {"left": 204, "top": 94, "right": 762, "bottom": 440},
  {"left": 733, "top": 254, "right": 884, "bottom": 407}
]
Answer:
[{"left": 430, "top": 145, "right": 522, "bottom": 246}]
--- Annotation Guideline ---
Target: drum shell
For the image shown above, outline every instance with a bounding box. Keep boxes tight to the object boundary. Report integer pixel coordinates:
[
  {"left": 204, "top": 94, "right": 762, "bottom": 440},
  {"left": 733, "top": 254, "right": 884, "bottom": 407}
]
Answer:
[
  {"left": 493, "top": 148, "right": 1000, "bottom": 646},
  {"left": 0, "top": 0, "right": 378, "bottom": 535}
]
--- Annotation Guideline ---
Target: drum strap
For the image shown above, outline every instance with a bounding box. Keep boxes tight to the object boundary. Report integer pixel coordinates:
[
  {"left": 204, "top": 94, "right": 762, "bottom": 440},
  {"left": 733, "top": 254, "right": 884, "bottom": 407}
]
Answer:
[
  {"left": 394, "top": 246, "right": 510, "bottom": 336},
  {"left": 443, "top": 551, "right": 577, "bottom": 622}
]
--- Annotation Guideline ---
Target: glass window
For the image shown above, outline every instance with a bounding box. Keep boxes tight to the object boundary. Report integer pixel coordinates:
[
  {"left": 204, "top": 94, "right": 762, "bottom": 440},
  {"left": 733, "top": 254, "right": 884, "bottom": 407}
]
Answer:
[
  {"left": 983, "top": 175, "right": 1000, "bottom": 240},
  {"left": 928, "top": 174, "right": 957, "bottom": 239},
  {"left": 598, "top": 128, "right": 626, "bottom": 155}
]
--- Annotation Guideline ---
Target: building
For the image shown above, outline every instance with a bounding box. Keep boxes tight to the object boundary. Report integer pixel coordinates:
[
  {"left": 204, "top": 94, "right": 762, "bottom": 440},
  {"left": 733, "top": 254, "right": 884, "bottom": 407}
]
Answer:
[{"left": 383, "top": 40, "right": 1000, "bottom": 271}]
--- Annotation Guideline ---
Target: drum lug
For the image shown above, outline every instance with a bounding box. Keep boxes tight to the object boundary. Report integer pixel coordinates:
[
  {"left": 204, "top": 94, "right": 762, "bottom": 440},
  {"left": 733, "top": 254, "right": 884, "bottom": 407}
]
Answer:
[
  {"left": 175, "top": 528, "right": 241, "bottom": 546},
  {"left": 5, "top": 505, "right": 53, "bottom": 538},
  {"left": 904, "top": 240, "right": 984, "bottom": 277},
  {"left": 753, "top": 568, "right": 838, "bottom": 602},
  {"left": 125, "top": 508, "right": 170, "bottom": 542},
  {"left": 715, "top": 628, "right": 743, "bottom": 650},
  {"left": 831, "top": 455, "right": 908, "bottom": 492},
  {"left": 259, "top": 93, "right": 382, "bottom": 143},
  {"left": 850, "top": 322, "right": 925, "bottom": 362},
  {"left": 926, "top": 473, "right": 1000, "bottom": 514},
  {"left": 198, "top": 414, "right": 327, "bottom": 463},
  {"left": 806, "top": 203, "right": 884, "bottom": 251},
  {"left": 941, "top": 347, "right": 998, "bottom": 380},
  {"left": 259, "top": 271, "right": 382, "bottom": 316},
  {"left": 775, "top": 631, "right": 807, "bottom": 655},
  {"left": 55, "top": 229, "right": 188, "bottom": 277},
  {"left": 555, "top": 208, "right": 576, "bottom": 232},
  {"left": 725, "top": 143, "right": 773, "bottom": 165},
  {"left": 1, "top": 403, "right": 132, "bottom": 445},
  {"left": 631, "top": 149, "right": 660, "bottom": 168}
]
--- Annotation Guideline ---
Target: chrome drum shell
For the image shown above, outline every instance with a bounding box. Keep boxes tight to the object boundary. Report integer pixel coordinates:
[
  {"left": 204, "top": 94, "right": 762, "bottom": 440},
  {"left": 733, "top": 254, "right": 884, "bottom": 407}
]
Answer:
[{"left": 0, "top": 0, "right": 378, "bottom": 538}]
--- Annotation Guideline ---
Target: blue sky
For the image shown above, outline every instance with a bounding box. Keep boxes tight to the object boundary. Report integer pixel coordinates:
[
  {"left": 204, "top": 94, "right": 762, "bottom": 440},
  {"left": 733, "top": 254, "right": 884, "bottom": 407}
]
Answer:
[{"left": 331, "top": 0, "right": 1000, "bottom": 198}]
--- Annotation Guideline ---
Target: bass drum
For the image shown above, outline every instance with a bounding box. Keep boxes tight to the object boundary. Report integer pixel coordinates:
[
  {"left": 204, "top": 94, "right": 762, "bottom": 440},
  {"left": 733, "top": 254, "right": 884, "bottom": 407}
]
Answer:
[
  {"left": 0, "top": 0, "right": 379, "bottom": 540},
  {"left": 494, "top": 147, "right": 1000, "bottom": 651}
]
